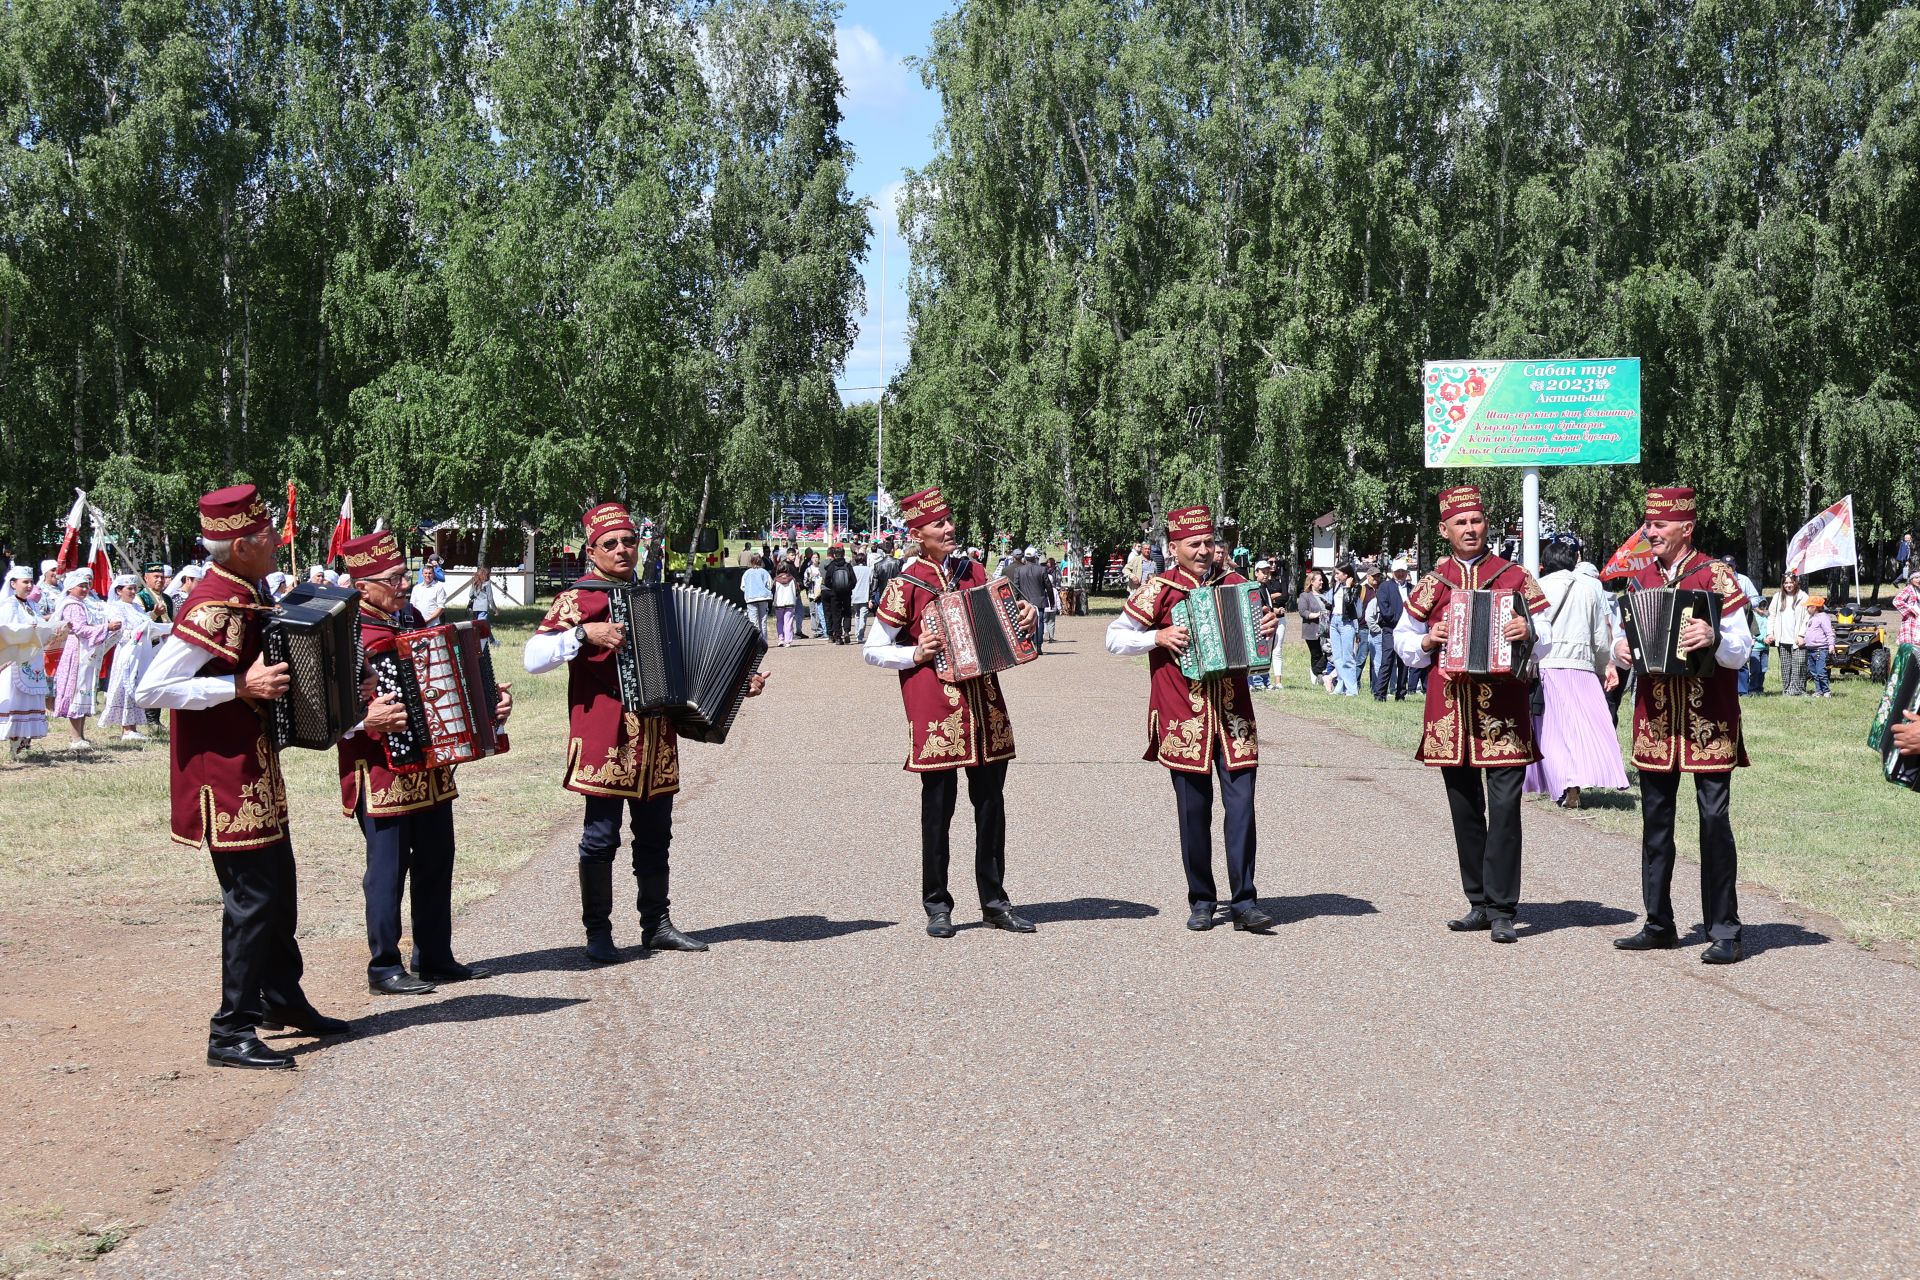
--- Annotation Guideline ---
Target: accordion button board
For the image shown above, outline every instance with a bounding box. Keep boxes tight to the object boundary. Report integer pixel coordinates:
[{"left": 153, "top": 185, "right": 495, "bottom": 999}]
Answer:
[
  {"left": 366, "top": 620, "right": 509, "bottom": 774},
  {"left": 262, "top": 582, "right": 363, "bottom": 751}
]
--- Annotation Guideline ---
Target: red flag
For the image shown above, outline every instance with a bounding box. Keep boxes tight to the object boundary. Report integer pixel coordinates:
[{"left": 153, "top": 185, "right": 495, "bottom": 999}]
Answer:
[
  {"left": 280, "top": 480, "right": 299, "bottom": 547},
  {"left": 326, "top": 491, "right": 354, "bottom": 562},
  {"left": 87, "top": 514, "right": 112, "bottom": 598},
  {"left": 1601, "top": 526, "right": 1657, "bottom": 581},
  {"left": 53, "top": 490, "right": 87, "bottom": 574}
]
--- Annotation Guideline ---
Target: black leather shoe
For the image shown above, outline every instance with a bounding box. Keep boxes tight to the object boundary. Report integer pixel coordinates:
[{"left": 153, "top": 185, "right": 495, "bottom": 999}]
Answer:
[
  {"left": 207, "top": 1037, "right": 295, "bottom": 1070},
  {"left": 1187, "top": 905, "right": 1217, "bottom": 931},
  {"left": 982, "top": 908, "right": 1037, "bottom": 933},
  {"left": 1447, "top": 907, "right": 1492, "bottom": 932},
  {"left": 584, "top": 930, "right": 620, "bottom": 964},
  {"left": 1701, "top": 937, "right": 1745, "bottom": 965},
  {"left": 1613, "top": 927, "right": 1679, "bottom": 951},
  {"left": 926, "top": 912, "right": 955, "bottom": 939},
  {"left": 259, "top": 1007, "right": 351, "bottom": 1037},
  {"left": 370, "top": 972, "right": 436, "bottom": 995},
  {"left": 415, "top": 958, "right": 493, "bottom": 983},
  {"left": 1489, "top": 917, "right": 1518, "bottom": 944},
  {"left": 640, "top": 918, "right": 709, "bottom": 952},
  {"left": 1231, "top": 906, "right": 1277, "bottom": 933}
]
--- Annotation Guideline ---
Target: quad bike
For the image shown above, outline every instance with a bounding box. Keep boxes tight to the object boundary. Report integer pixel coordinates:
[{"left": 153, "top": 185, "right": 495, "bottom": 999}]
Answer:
[{"left": 1831, "top": 601, "right": 1891, "bottom": 683}]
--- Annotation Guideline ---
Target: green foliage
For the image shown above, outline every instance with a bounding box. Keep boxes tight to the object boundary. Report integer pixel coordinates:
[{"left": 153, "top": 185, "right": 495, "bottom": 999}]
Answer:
[
  {"left": 0, "top": 0, "right": 866, "bottom": 561},
  {"left": 896, "top": 0, "right": 1919, "bottom": 575}
]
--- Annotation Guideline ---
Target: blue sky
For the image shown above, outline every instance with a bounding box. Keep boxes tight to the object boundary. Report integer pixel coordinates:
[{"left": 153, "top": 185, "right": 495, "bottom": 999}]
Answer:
[{"left": 833, "top": 3, "right": 944, "bottom": 402}]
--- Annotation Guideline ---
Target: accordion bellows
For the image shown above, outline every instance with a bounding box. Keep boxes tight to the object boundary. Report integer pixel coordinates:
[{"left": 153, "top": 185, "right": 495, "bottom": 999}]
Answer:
[
  {"left": 1620, "top": 587, "right": 1721, "bottom": 679},
  {"left": 922, "top": 578, "right": 1038, "bottom": 683},
  {"left": 606, "top": 584, "right": 766, "bottom": 744},
  {"left": 262, "top": 583, "right": 362, "bottom": 751},
  {"left": 367, "top": 621, "right": 509, "bottom": 773},
  {"left": 1173, "top": 583, "right": 1272, "bottom": 681},
  {"left": 1870, "top": 643, "right": 1920, "bottom": 791},
  {"left": 1439, "top": 590, "right": 1532, "bottom": 677}
]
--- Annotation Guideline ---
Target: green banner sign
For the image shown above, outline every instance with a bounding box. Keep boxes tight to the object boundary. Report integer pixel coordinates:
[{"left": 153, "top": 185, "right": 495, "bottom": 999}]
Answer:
[{"left": 1423, "top": 358, "right": 1641, "bottom": 468}]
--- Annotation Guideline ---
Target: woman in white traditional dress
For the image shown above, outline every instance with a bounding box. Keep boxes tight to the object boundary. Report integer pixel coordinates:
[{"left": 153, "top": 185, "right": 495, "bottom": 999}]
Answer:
[
  {"left": 1, "top": 565, "right": 54, "bottom": 758},
  {"left": 100, "top": 574, "right": 159, "bottom": 740},
  {"left": 48, "top": 569, "right": 121, "bottom": 750}
]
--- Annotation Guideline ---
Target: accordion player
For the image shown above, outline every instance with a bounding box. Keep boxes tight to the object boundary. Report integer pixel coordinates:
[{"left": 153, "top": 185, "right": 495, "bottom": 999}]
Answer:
[
  {"left": 365, "top": 621, "right": 510, "bottom": 773},
  {"left": 1172, "top": 581, "right": 1273, "bottom": 682},
  {"left": 261, "top": 582, "right": 362, "bottom": 750},
  {"left": 1437, "top": 589, "right": 1534, "bottom": 678},
  {"left": 597, "top": 581, "right": 767, "bottom": 745},
  {"left": 1870, "top": 643, "right": 1920, "bottom": 790},
  {"left": 920, "top": 577, "right": 1039, "bottom": 683},
  {"left": 1619, "top": 587, "right": 1722, "bottom": 679}
]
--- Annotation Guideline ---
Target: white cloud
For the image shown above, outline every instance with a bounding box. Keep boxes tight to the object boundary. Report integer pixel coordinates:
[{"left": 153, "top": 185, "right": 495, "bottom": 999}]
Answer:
[{"left": 836, "top": 24, "right": 910, "bottom": 114}]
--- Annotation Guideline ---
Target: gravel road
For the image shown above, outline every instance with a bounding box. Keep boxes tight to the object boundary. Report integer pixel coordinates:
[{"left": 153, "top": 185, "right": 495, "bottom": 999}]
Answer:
[{"left": 102, "top": 613, "right": 1920, "bottom": 1278}]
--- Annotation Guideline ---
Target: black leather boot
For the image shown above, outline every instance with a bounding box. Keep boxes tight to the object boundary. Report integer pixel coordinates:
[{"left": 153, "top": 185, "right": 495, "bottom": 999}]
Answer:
[
  {"left": 638, "top": 874, "right": 708, "bottom": 952},
  {"left": 579, "top": 861, "right": 620, "bottom": 964}
]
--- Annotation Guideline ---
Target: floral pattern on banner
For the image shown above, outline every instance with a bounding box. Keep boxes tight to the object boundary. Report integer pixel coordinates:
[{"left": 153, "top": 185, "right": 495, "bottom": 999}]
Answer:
[{"left": 1423, "top": 364, "right": 1492, "bottom": 458}]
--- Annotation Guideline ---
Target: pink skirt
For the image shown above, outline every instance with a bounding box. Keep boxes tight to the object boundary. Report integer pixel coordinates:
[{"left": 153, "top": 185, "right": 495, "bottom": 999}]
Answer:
[{"left": 1524, "top": 667, "right": 1629, "bottom": 798}]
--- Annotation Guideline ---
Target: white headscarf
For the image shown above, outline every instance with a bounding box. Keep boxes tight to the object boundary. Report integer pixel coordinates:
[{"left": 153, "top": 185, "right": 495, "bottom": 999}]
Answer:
[
  {"left": 39, "top": 559, "right": 57, "bottom": 577},
  {"left": 62, "top": 569, "right": 93, "bottom": 593},
  {"left": 6, "top": 564, "right": 31, "bottom": 584},
  {"left": 112, "top": 573, "right": 139, "bottom": 590}
]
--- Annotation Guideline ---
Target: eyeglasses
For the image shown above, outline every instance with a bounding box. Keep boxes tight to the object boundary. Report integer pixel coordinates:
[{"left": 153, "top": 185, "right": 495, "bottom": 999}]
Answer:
[{"left": 597, "top": 536, "right": 640, "bottom": 550}]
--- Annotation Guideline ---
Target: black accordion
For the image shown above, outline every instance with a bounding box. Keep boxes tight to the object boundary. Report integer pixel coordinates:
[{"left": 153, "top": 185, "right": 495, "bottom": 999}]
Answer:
[
  {"left": 600, "top": 582, "right": 766, "bottom": 744},
  {"left": 262, "top": 583, "right": 362, "bottom": 750},
  {"left": 366, "top": 621, "right": 509, "bottom": 773},
  {"left": 1620, "top": 587, "right": 1721, "bottom": 679}
]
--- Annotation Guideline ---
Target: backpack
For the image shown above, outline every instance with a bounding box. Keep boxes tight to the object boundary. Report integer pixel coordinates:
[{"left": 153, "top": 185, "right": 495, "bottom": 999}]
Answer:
[{"left": 828, "top": 561, "right": 855, "bottom": 593}]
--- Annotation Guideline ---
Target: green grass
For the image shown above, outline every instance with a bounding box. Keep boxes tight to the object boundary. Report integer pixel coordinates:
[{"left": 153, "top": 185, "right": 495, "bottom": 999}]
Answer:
[
  {"left": 0, "top": 607, "right": 573, "bottom": 932},
  {"left": 1261, "top": 631, "right": 1920, "bottom": 960}
]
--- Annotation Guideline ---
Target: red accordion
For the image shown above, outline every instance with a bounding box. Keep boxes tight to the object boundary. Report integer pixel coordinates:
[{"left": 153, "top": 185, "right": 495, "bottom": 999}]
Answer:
[
  {"left": 365, "top": 621, "right": 509, "bottom": 773},
  {"left": 921, "top": 578, "right": 1039, "bottom": 683},
  {"left": 1438, "top": 589, "right": 1533, "bottom": 677}
]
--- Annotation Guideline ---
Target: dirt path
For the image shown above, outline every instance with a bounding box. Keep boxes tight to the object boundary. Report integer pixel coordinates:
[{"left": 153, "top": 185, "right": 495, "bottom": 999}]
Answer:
[{"left": 59, "top": 612, "right": 1920, "bottom": 1276}]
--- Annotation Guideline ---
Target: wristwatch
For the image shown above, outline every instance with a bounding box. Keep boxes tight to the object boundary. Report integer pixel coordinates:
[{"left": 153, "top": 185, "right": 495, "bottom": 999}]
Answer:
[{"left": 572, "top": 624, "right": 589, "bottom": 647}]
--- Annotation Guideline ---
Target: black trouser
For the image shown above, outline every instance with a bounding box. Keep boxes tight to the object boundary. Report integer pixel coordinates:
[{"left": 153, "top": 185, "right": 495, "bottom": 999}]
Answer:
[
  {"left": 1441, "top": 765, "right": 1525, "bottom": 919},
  {"left": 359, "top": 800, "right": 456, "bottom": 980},
  {"left": 1021, "top": 597, "right": 1046, "bottom": 654},
  {"left": 1169, "top": 745, "right": 1258, "bottom": 910},
  {"left": 1373, "top": 635, "right": 1408, "bottom": 698},
  {"left": 1639, "top": 769, "right": 1741, "bottom": 941},
  {"left": 207, "top": 839, "right": 308, "bottom": 1045},
  {"left": 1305, "top": 636, "right": 1326, "bottom": 677},
  {"left": 827, "top": 589, "right": 854, "bottom": 643},
  {"left": 580, "top": 793, "right": 675, "bottom": 922},
  {"left": 919, "top": 761, "right": 1010, "bottom": 915}
]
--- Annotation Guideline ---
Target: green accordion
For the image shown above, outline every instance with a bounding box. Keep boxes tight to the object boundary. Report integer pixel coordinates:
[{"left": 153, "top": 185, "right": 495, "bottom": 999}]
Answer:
[
  {"left": 1868, "top": 643, "right": 1920, "bottom": 790},
  {"left": 1173, "top": 582, "right": 1273, "bottom": 682}
]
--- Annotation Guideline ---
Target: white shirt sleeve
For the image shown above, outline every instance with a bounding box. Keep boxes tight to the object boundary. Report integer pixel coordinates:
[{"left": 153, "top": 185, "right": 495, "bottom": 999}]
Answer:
[
  {"left": 1716, "top": 606, "right": 1755, "bottom": 669},
  {"left": 1104, "top": 610, "right": 1158, "bottom": 657},
  {"left": 134, "top": 635, "right": 238, "bottom": 710},
  {"left": 863, "top": 616, "right": 920, "bottom": 671},
  {"left": 524, "top": 627, "right": 582, "bottom": 674},
  {"left": 1530, "top": 606, "right": 1555, "bottom": 662},
  {"left": 1394, "top": 610, "right": 1431, "bottom": 669}
]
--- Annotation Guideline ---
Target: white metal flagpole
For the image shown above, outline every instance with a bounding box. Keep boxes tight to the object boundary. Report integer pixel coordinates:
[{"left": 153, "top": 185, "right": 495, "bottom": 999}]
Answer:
[
  {"left": 1521, "top": 466, "right": 1541, "bottom": 575},
  {"left": 876, "top": 213, "right": 887, "bottom": 538}
]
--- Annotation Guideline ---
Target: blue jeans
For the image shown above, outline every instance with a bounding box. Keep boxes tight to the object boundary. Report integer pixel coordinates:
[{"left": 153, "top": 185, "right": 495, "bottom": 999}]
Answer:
[
  {"left": 1329, "top": 620, "right": 1360, "bottom": 695},
  {"left": 811, "top": 600, "right": 827, "bottom": 637},
  {"left": 1807, "top": 648, "right": 1830, "bottom": 695}
]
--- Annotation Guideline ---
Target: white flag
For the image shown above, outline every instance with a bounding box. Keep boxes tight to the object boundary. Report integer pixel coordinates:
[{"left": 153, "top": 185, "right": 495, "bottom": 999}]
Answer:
[{"left": 1785, "top": 496, "right": 1856, "bottom": 576}]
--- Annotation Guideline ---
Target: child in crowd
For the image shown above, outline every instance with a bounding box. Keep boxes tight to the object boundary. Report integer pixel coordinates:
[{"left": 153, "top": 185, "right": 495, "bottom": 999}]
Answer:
[{"left": 1801, "top": 596, "right": 1834, "bottom": 697}]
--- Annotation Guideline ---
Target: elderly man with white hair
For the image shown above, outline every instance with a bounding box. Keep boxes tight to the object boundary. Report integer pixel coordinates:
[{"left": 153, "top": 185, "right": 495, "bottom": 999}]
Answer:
[{"left": 1, "top": 564, "right": 55, "bottom": 758}]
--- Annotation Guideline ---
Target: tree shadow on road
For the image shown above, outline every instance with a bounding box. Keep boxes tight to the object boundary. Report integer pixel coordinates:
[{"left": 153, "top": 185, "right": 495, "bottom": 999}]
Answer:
[
  {"left": 1517, "top": 899, "right": 1639, "bottom": 937},
  {"left": 276, "top": 993, "right": 588, "bottom": 1054},
  {"left": 694, "top": 915, "right": 897, "bottom": 944}
]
